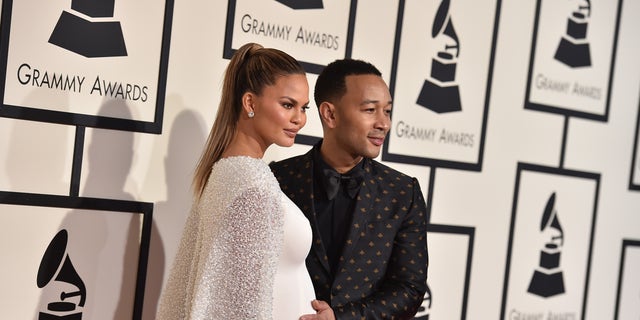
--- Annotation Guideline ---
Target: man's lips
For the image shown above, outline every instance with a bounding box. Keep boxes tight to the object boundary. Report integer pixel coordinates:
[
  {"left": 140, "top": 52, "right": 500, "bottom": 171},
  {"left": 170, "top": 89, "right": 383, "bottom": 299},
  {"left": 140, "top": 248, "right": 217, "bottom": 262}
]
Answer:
[{"left": 368, "top": 136, "right": 385, "bottom": 146}]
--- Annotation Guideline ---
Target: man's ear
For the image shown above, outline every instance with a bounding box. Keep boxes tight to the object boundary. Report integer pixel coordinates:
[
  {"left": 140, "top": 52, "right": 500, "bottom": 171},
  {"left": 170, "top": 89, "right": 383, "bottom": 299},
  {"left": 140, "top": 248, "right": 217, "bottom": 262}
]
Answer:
[
  {"left": 241, "top": 92, "right": 255, "bottom": 115},
  {"left": 318, "top": 101, "right": 337, "bottom": 128}
]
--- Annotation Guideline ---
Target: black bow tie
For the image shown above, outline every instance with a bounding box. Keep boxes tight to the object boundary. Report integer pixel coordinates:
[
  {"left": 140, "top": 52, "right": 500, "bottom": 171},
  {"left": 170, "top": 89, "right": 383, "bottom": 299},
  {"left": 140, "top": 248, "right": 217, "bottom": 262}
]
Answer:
[{"left": 323, "top": 168, "right": 364, "bottom": 200}]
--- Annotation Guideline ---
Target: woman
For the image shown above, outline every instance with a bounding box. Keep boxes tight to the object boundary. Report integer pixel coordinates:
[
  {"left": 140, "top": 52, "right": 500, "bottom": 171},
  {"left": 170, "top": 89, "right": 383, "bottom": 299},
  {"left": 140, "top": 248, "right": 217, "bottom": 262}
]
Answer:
[{"left": 157, "top": 43, "right": 330, "bottom": 319}]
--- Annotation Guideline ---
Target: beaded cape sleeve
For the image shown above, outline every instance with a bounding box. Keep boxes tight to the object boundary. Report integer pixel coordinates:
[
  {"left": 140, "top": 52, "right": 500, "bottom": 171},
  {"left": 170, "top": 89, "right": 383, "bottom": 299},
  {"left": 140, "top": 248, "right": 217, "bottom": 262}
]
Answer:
[{"left": 157, "top": 157, "right": 284, "bottom": 320}]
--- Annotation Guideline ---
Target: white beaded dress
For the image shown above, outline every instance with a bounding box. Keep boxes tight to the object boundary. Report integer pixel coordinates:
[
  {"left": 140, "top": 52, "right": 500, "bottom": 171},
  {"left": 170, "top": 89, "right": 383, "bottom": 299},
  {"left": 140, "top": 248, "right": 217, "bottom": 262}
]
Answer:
[{"left": 157, "top": 156, "right": 316, "bottom": 319}]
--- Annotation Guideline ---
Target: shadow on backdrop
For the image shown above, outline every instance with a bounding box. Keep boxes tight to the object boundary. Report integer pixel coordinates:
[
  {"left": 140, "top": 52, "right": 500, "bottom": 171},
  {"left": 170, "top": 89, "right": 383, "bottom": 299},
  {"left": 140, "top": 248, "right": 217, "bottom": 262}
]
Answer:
[
  {"left": 142, "top": 96, "right": 207, "bottom": 319},
  {"left": 5, "top": 90, "right": 70, "bottom": 194},
  {"left": 48, "top": 99, "right": 139, "bottom": 319}
]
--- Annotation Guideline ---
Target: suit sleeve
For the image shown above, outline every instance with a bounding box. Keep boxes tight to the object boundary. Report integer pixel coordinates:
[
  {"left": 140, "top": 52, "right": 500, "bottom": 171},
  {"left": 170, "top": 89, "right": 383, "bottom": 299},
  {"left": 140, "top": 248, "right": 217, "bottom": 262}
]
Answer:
[{"left": 334, "top": 177, "right": 429, "bottom": 320}]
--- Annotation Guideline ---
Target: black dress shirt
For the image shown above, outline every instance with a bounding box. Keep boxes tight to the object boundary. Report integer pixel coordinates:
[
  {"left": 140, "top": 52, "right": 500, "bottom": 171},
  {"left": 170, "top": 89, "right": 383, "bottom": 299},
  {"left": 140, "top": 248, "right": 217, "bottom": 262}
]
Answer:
[{"left": 312, "top": 147, "right": 364, "bottom": 276}]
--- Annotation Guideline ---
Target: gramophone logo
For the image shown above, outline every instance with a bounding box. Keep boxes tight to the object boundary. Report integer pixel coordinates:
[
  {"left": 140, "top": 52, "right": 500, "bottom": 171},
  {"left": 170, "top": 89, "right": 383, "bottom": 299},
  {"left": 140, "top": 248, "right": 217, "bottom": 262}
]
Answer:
[
  {"left": 413, "top": 282, "right": 432, "bottom": 319},
  {"left": 49, "top": 0, "right": 128, "bottom": 57},
  {"left": 554, "top": 0, "right": 591, "bottom": 68},
  {"left": 275, "top": 0, "right": 324, "bottom": 9},
  {"left": 37, "top": 229, "right": 87, "bottom": 320},
  {"left": 416, "top": 0, "right": 462, "bottom": 114},
  {"left": 527, "top": 192, "right": 565, "bottom": 297}
]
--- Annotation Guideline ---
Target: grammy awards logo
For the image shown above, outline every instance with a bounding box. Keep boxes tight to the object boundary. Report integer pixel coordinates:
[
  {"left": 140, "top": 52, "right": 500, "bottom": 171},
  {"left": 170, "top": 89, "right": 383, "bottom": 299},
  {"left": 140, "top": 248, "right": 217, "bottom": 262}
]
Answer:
[
  {"left": 554, "top": 0, "right": 591, "bottom": 68},
  {"left": 49, "top": 0, "right": 128, "bottom": 57},
  {"left": 275, "top": 0, "right": 324, "bottom": 9},
  {"left": 416, "top": 0, "right": 462, "bottom": 114},
  {"left": 414, "top": 282, "right": 432, "bottom": 319},
  {"left": 37, "top": 229, "right": 87, "bottom": 320},
  {"left": 527, "top": 192, "right": 565, "bottom": 297}
]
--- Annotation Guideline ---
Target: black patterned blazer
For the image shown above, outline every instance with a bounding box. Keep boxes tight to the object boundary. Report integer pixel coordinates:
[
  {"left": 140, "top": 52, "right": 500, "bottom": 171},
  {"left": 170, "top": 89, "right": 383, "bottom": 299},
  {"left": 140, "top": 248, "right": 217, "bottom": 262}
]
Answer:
[{"left": 270, "top": 143, "right": 428, "bottom": 319}]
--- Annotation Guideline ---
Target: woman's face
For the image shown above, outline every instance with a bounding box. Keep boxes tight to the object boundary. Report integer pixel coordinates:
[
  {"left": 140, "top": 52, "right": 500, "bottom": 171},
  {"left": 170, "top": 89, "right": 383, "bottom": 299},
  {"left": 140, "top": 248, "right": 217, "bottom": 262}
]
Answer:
[{"left": 252, "top": 73, "right": 310, "bottom": 148}]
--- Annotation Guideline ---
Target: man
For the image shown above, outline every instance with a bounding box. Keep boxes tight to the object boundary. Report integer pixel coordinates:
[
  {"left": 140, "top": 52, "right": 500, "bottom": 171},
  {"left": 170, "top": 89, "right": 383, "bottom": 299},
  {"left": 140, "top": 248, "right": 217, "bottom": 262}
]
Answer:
[{"left": 270, "top": 59, "right": 428, "bottom": 319}]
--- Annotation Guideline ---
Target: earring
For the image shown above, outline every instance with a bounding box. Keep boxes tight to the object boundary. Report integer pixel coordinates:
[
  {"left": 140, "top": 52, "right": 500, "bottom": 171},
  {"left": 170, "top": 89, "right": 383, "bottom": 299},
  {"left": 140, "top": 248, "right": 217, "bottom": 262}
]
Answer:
[{"left": 248, "top": 111, "right": 255, "bottom": 118}]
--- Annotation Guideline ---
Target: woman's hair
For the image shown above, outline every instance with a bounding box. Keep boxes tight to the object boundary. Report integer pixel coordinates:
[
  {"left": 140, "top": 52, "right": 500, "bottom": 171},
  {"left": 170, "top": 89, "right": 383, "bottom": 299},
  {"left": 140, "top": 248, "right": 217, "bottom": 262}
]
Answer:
[{"left": 192, "top": 42, "right": 305, "bottom": 199}]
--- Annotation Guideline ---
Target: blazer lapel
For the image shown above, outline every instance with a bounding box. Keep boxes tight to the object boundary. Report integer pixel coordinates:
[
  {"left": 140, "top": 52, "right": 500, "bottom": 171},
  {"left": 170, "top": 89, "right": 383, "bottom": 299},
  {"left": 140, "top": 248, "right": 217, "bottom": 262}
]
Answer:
[{"left": 296, "top": 151, "right": 332, "bottom": 275}]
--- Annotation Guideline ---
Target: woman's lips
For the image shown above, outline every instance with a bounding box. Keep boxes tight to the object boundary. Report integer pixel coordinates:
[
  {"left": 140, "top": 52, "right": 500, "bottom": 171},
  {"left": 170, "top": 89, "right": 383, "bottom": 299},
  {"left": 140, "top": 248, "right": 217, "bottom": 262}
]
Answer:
[{"left": 284, "top": 129, "right": 299, "bottom": 138}]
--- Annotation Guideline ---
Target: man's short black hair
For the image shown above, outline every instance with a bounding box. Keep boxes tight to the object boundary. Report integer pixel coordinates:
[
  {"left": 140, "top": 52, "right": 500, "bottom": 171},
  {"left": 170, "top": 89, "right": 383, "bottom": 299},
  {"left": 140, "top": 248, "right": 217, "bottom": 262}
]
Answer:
[{"left": 314, "top": 59, "right": 382, "bottom": 107}]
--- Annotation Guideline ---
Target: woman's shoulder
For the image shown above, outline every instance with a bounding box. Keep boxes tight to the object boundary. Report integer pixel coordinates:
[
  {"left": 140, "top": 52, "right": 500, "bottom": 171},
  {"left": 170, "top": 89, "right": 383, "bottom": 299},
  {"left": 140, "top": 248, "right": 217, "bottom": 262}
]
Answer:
[
  {"left": 212, "top": 156, "right": 278, "bottom": 189},
  {"left": 198, "top": 156, "right": 281, "bottom": 211}
]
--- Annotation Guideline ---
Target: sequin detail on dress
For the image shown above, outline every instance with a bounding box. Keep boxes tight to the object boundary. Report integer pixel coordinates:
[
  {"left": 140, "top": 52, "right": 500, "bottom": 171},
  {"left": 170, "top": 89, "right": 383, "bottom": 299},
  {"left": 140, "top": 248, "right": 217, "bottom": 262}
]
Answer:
[{"left": 157, "top": 156, "right": 284, "bottom": 320}]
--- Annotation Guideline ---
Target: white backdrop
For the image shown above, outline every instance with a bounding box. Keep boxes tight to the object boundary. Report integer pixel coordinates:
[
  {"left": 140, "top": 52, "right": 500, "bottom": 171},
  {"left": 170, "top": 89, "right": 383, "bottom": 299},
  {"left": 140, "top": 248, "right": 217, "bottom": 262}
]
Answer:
[{"left": 1, "top": 0, "right": 639, "bottom": 319}]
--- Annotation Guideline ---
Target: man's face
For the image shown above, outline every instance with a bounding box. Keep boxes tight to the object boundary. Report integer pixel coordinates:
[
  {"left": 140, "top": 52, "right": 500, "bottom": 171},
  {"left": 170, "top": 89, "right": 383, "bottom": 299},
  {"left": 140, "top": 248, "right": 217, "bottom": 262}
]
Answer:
[{"left": 331, "top": 74, "right": 392, "bottom": 160}]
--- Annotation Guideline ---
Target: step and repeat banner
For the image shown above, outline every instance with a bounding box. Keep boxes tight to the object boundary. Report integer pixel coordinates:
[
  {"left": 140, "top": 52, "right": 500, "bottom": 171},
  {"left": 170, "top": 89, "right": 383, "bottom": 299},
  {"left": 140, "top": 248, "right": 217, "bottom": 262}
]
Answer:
[
  {"left": 0, "top": 0, "right": 171, "bottom": 318},
  {"left": 0, "top": 0, "right": 170, "bottom": 132},
  {"left": 1, "top": 0, "right": 639, "bottom": 319}
]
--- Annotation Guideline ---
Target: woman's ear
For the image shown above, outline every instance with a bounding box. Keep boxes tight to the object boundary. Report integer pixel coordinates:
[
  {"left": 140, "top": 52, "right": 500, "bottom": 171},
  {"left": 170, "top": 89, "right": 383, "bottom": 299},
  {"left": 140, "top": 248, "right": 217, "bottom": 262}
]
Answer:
[
  {"left": 318, "top": 101, "right": 337, "bottom": 128},
  {"left": 241, "top": 92, "right": 255, "bottom": 115}
]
